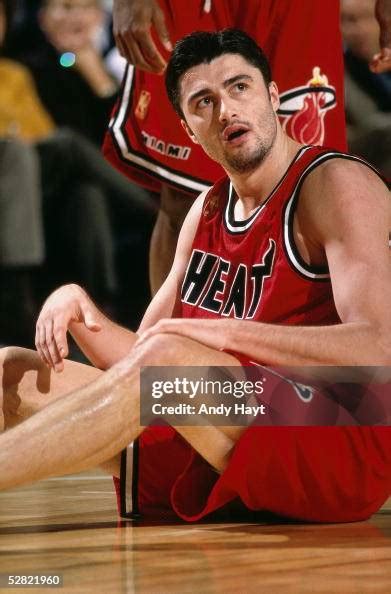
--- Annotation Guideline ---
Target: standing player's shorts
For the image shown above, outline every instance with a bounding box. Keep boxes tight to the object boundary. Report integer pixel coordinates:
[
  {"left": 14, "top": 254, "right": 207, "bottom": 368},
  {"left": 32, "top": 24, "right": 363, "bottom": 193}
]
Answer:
[
  {"left": 114, "top": 361, "right": 391, "bottom": 523},
  {"left": 103, "top": 0, "right": 346, "bottom": 195}
]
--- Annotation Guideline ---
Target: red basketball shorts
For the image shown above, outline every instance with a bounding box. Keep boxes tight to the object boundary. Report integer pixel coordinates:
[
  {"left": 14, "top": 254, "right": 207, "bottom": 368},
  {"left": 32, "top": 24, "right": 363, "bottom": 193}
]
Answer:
[{"left": 114, "top": 361, "right": 391, "bottom": 523}]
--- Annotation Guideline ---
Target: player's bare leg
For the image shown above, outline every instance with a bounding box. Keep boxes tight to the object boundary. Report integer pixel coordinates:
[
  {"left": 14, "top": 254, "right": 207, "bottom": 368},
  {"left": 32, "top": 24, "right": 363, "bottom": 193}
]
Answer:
[
  {"left": 0, "top": 346, "right": 124, "bottom": 474},
  {"left": 149, "top": 185, "right": 195, "bottom": 294},
  {"left": 0, "top": 337, "right": 244, "bottom": 491}
]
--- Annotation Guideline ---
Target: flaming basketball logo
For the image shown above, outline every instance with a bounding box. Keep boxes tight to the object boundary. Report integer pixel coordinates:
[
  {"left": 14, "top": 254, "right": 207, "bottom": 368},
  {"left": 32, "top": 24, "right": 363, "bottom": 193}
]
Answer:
[
  {"left": 203, "top": 194, "right": 220, "bottom": 218},
  {"left": 278, "top": 68, "right": 337, "bottom": 145}
]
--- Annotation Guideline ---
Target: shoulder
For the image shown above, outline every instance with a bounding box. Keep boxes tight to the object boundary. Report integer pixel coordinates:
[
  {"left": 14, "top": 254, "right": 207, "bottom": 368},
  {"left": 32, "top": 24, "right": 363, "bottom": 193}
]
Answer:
[
  {"left": 188, "top": 189, "right": 210, "bottom": 218},
  {"left": 300, "top": 156, "right": 388, "bottom": 217},
  {"left": 296, "top": 155, "right": 389, "bottom": 245},
  {"left": 186, "top": 179, "right": 228, "bottom": 222},
  {"left": 177, "top": 189, "right": 209, "bottom": 243},
  {"left": 301, "top": 156, "right": 388, "bottom": 201}
]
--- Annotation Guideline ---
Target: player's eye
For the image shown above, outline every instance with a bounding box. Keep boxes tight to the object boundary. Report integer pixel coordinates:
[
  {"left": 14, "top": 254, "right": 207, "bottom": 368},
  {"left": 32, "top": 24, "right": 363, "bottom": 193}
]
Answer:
[
  {"left": 196, "top": 96, "right": 213, "bottom": 109},
  {"left": 234, "top": 82, "right": 248, "bottom": 92}
]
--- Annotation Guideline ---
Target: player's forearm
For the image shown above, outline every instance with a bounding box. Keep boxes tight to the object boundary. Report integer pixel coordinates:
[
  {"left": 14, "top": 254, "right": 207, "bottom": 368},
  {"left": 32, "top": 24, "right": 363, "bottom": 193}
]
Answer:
[
  {"left": 69, "top": 312, "right": 137, "bottom": 370},
  {"left": 228, "top": 319, "right": 391, "bottom": 367}
]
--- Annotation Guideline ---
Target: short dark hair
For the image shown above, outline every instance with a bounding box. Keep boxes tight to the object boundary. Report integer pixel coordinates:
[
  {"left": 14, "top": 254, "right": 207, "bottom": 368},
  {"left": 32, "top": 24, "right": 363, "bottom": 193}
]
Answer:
[{"left": 165, "top": 28, "right": 272, "bottom": 119}]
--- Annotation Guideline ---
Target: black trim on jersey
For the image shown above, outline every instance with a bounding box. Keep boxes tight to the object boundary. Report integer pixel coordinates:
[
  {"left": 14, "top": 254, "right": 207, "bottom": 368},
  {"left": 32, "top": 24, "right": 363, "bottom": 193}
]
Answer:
[
  {"left": 224, "top": 146, "right": 311, "bottom": 234},
  {"left": 131, "top": 439, "right": 140, "bottom": 517},
  {"left": 283, "top": 152, "right": 386, "bottom": 282},
  {"left": 109, "top": 129, "right": 210, "bottom": 194},
  {"left": 119, "top": 440, "right": 141, "bottom": 519},
  {"left": 112, "top": 128, "right": 213, "bottom": 190},
  {"left": 109, "top": 126, "right": 213, "bottom": 194},
  {"left": 109, "top": 69, "right": 213, "bottom": 194},
  {"left": 110, "top": 64, "right": 131, "bottom": 123},
  {"left": 119, "top": 448, "right": 129, "bottom": 518}
]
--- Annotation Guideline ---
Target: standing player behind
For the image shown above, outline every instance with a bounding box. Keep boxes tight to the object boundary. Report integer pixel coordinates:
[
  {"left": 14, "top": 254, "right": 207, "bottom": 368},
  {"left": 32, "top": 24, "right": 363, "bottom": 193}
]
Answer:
[
  {"left": 104, "top": 0, "right": 391, "bottom": 295},
  {"left": 0, "top": 30, "right": 391, "bottom": 523}
]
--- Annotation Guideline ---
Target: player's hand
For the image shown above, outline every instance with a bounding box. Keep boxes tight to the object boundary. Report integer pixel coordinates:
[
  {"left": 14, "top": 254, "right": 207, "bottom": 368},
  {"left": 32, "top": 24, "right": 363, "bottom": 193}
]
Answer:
[
  {"left": 113, "top": 0, "right": 172, "bottom": 73},
  {"left": 371, "top": 0, "right": 391, "bottom": 72},
  {"left": 35, "top": 284, "right": 102, "bottom": 373}
]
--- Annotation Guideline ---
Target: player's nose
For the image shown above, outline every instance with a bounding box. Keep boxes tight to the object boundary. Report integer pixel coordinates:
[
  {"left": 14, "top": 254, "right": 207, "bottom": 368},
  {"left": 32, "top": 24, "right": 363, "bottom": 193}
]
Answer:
[{"left": 218, "top": 97, "right": 238, "bottom": 125}]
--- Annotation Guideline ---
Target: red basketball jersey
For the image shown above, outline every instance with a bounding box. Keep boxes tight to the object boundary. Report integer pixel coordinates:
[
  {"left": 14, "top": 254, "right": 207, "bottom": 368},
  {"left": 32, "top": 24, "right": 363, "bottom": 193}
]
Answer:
[
  {"left": 117, "top": 146, "right": 391, "bottom": 524},
  {"left": 180, "top": 145, "right": 347, "bottom": 328}
]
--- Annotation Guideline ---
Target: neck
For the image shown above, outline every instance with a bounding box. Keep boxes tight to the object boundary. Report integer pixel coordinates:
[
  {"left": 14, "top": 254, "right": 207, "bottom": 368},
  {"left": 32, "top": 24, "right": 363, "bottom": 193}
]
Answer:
[{"left": 227, "top": 129, "right": 303, "bottom": 216}]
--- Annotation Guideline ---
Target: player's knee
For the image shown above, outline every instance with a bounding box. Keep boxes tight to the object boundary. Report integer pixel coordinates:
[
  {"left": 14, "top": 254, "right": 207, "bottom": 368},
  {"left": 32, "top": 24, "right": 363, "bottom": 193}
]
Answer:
[
  {"left": 133, "top": 333, "right": 189, "bottom": 367},
  {"left": 1, "top": 346, "right": 40, "bottom": 364},
  {"left": 0, "top": 347, "right": 44, "bottom": 388},
  {"left": 0, "top": 346, "right": 18, "bottom": 367}
]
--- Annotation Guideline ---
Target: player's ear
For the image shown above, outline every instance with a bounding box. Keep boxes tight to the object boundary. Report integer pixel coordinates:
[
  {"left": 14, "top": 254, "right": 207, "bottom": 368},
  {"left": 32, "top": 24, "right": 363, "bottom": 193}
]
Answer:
[
  {"left": 268, "top": 81, "right": 280, "bottom": 112},
  {"left": 181, "top": 119, "right": 199, "bottom": 144}
]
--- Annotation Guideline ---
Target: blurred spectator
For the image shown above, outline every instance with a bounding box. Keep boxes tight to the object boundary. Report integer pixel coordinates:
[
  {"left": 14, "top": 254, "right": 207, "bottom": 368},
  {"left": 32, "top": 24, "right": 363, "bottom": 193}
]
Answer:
[
  {"left": 9, "top": 0, "right": 121, "bottom": 145},
  {"left": 0, "top": 0, "right": 50, "bottom": 344},
  {"left": 0, "top": 0, "right": 155, "bottom": 344},
  {"left": 341, "top": 0, "right": 391, "bottom": 178},
  {"left": 10, "top": 0, "right": 154, "bottom": 326}
]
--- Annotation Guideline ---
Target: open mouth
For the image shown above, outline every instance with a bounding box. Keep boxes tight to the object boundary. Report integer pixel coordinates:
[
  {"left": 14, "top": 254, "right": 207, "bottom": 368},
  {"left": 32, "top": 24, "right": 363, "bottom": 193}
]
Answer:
[
  {"left": 223, "top": 124, "right": 250, "bottom": 143},
  {"left": 228, "top": 129, "right": 247, "bottom": 141}
]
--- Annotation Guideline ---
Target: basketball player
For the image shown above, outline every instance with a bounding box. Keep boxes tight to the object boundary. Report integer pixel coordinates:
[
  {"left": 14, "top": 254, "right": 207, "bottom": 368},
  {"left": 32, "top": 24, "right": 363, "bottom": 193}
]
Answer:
[
  {"left": 0, "top": 30, "right": 390, "bottom": 523},
  {"left": 105, "top": 0, "right": 349, "bottom": 294},
  {"left": 105, "top": 0, "right": 391, "bottom": 294}
]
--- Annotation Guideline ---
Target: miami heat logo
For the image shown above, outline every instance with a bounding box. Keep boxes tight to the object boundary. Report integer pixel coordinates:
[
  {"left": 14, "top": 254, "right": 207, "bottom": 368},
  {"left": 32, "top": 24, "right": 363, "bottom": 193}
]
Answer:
[
  {"left": 203, "top": 194, "right": 219, "bottom": 219},
  {"left": 277, "top": 68, "right": 337, "bottom": 145}
]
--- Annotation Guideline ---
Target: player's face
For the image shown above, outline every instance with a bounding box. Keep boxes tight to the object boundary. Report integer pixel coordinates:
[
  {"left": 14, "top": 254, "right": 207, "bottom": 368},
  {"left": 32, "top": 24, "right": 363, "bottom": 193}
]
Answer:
[
  {"left": 179, "top": 54, "right": 279, "bottom": 174},
  {"left": 40, "top": 0, "right": 102, "bottom": 42}
]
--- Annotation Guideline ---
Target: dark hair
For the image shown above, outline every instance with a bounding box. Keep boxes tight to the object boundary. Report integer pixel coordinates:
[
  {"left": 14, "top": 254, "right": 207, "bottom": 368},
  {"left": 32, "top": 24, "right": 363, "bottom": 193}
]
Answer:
[{"left": 165, "top": 28, "right": 272, "bottom": 119}]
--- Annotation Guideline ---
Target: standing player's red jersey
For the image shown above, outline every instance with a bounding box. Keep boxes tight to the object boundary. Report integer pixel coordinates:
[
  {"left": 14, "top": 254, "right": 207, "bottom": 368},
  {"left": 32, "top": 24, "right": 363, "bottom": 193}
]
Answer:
[{"left": 103, "top": 0, "right": 346, "bottom": 195}]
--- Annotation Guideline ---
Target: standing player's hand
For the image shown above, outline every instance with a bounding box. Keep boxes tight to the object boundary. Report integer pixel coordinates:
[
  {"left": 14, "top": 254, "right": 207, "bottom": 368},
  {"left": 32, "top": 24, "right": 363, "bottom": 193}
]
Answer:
[
  {"left": 371, "top": 0, "right": 391, "bottom": 72},
  {"left": 113, "top": 0, "right": 172, "bottom": 73},
  {"left": 35, "top": 284, "right": 102, "bottom": 373}
]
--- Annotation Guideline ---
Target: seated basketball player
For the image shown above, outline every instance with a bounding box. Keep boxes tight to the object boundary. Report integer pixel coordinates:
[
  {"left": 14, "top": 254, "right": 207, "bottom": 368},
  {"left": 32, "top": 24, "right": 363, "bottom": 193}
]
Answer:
[{"left": 0, "top": 30, "right": 390, "bottom": 523}]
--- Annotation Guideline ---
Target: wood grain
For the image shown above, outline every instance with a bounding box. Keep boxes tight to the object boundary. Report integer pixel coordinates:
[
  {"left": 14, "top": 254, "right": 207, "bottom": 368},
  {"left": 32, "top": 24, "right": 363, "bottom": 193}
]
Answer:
[{"left": 0, "top": 472, "right": 390, "bottom": 593}]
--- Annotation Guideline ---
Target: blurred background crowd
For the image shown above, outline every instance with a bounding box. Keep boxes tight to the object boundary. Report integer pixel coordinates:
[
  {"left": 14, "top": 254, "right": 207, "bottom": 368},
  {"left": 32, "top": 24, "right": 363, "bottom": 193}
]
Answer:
[{"left": 0, "top": 0, "right": 389, "bottom": 349}]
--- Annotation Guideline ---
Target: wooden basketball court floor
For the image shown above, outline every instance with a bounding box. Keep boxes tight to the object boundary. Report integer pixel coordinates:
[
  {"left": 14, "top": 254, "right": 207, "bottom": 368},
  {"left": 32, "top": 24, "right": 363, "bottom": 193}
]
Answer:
[{"left": 0, "top": 470, "right": 390, "bottom": 594}]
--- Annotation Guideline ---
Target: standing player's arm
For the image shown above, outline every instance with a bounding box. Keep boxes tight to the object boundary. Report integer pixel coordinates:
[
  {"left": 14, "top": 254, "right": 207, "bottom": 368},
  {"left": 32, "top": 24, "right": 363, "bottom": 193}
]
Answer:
[
  {"left": 35, "top": 192, "right": 205, "bottom": 371},
  {"left": 139, "top": 161, "right": 391, "bottom": 366},
  {"left": 371, "top": 0, "right": 391, "bottom": 73},
  {"left": 137, "top": 191, "right": 206, "bottom": 332}
]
